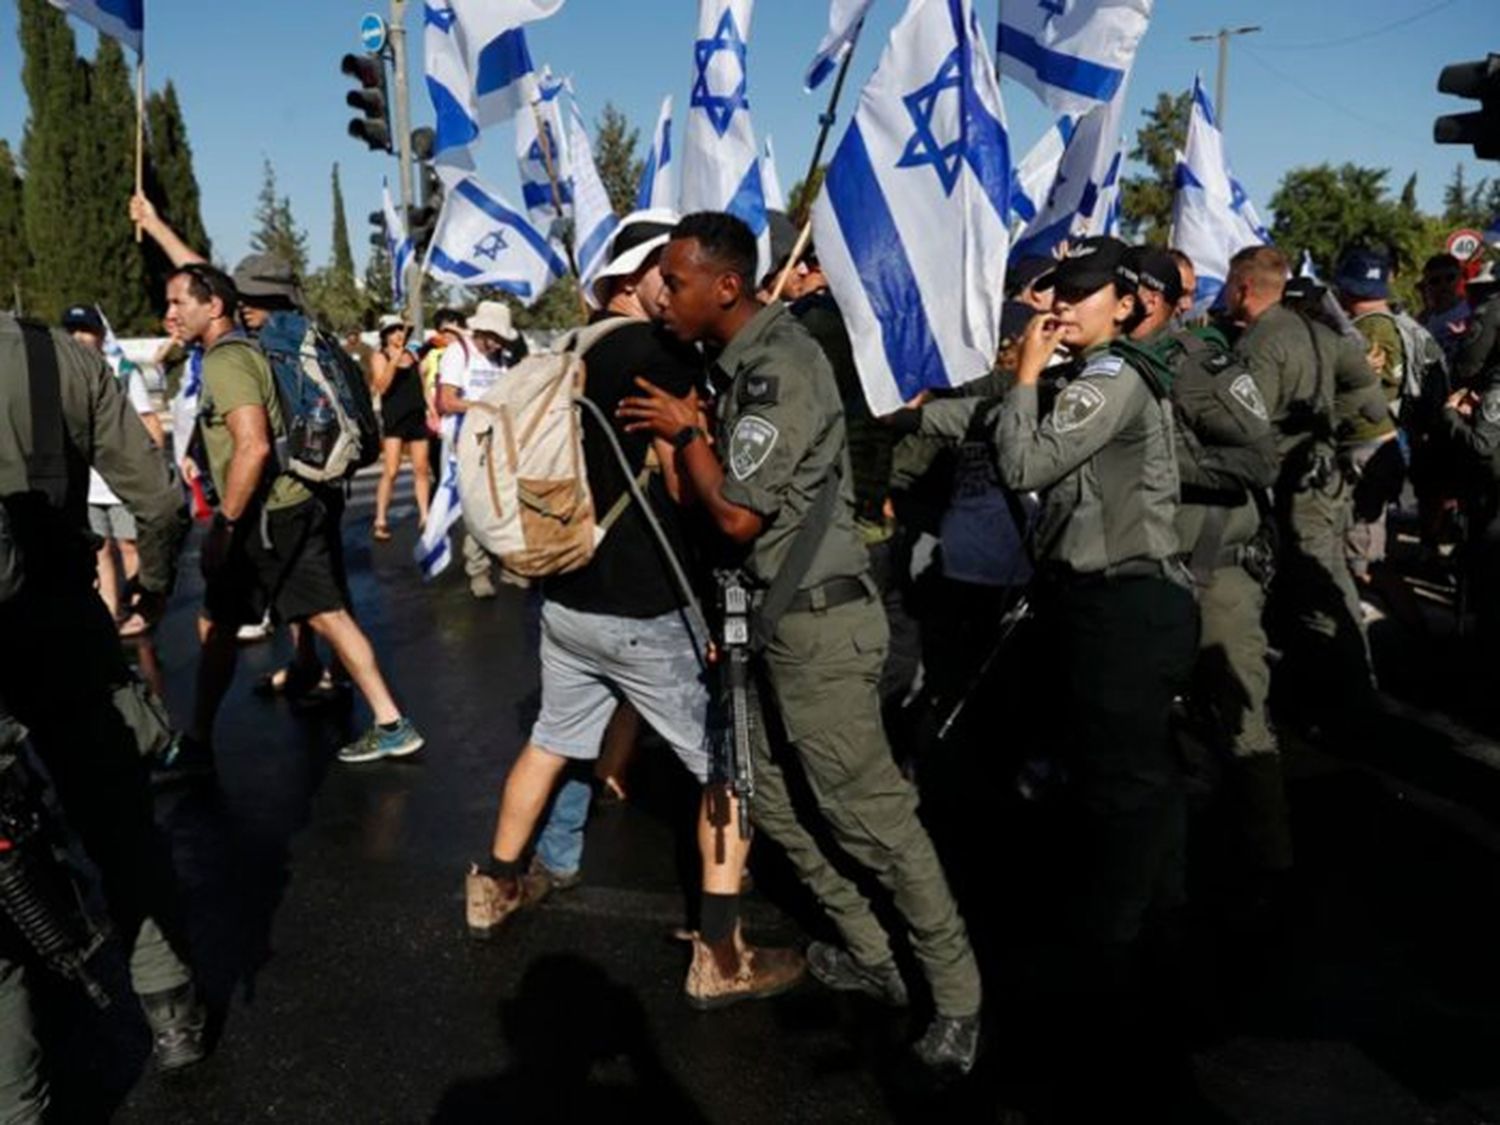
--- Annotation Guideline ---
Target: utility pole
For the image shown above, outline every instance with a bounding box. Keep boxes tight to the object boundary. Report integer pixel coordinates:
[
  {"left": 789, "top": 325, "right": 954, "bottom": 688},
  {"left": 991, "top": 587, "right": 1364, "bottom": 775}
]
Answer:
[
  {"left": 388, "top": 0, "right": 423, "bottom": 337},
  {"left": 1188, "top": 25, "right": 1261, "bottom": 130}
]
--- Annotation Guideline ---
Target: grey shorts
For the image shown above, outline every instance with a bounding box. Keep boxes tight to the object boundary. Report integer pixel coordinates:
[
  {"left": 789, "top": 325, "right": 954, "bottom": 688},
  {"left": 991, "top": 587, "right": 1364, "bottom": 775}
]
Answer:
[
  {"left": 88, "top": 503, "right": 137, "bottom": 542},
  {"left": 531, "top": 601, "right": 711, "bottom": 783}
]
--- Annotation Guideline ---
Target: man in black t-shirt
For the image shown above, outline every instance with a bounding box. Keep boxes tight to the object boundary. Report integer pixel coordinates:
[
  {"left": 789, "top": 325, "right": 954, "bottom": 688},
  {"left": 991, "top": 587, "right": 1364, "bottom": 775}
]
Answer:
[{"left": 465, "top": 211, "right": 804, "bottom": 1009}]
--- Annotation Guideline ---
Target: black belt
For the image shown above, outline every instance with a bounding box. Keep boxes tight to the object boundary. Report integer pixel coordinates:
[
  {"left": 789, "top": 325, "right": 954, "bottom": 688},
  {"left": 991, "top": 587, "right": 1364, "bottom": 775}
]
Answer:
[{"left": 784, "top": 575, "right": 871, "bottom": 614}]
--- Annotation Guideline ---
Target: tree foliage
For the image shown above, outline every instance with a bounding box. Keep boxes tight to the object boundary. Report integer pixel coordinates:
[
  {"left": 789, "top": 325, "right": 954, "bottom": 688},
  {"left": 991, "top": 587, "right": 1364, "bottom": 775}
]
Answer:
[
  {"left": 249, "top": 158, "right": 309, "bottom": 278},
  {"left": 788, "top": 166, "right": 827, "bottom": 226},
  {"left": 592, "top": 103, "right": 642, "bottom": 218},
  {"left": 1121, "top": 90, "right": 1190, "bottom": 246},
  {"left": 1440, "top": 164, "right": 1500, "bottom": 230},
  {"left": 306, "top": 164, "right": 364, "bottom": 332},
  {"left": 142, "top": 80, "right": 211, "bottom": 314},
  {"left": 0, "top": 143, "right": 27, "bottom": 313}
]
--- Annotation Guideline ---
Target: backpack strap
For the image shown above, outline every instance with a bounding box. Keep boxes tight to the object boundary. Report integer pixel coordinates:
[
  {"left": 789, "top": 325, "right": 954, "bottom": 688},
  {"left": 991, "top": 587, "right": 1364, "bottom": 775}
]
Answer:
[{"left": 19, "top": 322, "right": 67, "bottom": 507}]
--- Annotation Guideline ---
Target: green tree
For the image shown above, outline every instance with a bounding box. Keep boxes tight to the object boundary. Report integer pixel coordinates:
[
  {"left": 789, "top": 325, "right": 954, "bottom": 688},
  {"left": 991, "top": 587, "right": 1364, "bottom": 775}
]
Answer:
[
  {"left": 1439, "top": 163, "right": 1500, "bottom": 230},
  {"left": 363, "top": 240, "right": 394, "bottom": 321},
  {"left": 250, "top": 158, "right": 309, "bottom": 277},
  {"left": 143, "top": 80, "right": 211, "bottom": 308},
  {"left": 1120, "top": 90, "right": 1190, "bottom": 245},
  {"left": 0, "top": 142, "right": 28, "bottom": 313},
  {"left": 592, "top": 103, "right": 641, "bottom": 217},
  {"left": 505, "top": 279, "right": 586, "bottom": 332},
  {"left": 306, "top": 164, "right": 364, "bottom": 331},
  {"left": 787, "top": 166, "right": 827, "bottom": 226},
  {"left": 84, "top": 36, "right": 151, "bottom": 330}
]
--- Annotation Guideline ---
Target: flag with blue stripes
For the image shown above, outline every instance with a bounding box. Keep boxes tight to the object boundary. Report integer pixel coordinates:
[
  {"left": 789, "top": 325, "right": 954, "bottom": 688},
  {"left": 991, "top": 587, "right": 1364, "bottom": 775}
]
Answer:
[
  {"left": 516, "top": 68, "right": 573, "bottom": 232},
  {"left": 636, "top": 96, "right": 675, "bottom": 210},
  {"left": 422, "top": 175, "right": 568, "bottom": 304},
  {"left": 761, "top": 135, "right": 786, "bottom": 213},
  {"left": 1170, "top": 76, "right": 1268, "bottom": 314},
  {"left": 806, "top": 0, "right": 874, "bottom": 90},
  {"left": 424, "top": 0, "right": 564, "bottom": 169},
  {"left": 49, "top": 0, "right": 142, "bottom": 53},
  {"left": 383, "top": 178, "right": 414, "bottom": 307},
  {"left": 565, "top": 94, "right": 622, "bottom": 304},
  {"left": 1008, "top": 115, "right": 1073, "bottom": 237},
  {"left": 1009, "top": 85, "right": 1126, "bottom": 261},
  {"left": 997, "top": 0, "right": 1151, "bottom": 118},
  {"left": 415, "top": 426, "right": 464, "bottom": 580},
  {"left": 811, "top": 0, "right": 1012, "bottom": 417},
  {"left": 680, "top": 0, "right": 771, "bottom": 276}
]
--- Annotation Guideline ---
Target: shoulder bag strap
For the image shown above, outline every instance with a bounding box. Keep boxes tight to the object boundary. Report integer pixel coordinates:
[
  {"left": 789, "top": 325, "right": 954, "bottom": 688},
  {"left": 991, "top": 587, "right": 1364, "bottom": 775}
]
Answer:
[
  {"left": 750, "top": 458, "right": 844, "bottom": 653},
  {"left": 19, "top": 323, "right": 67, "bottom": 507}
]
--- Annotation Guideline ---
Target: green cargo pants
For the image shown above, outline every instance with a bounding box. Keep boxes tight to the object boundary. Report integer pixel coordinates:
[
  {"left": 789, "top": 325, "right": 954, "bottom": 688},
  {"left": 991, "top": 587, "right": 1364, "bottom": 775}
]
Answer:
[
  {"left": 747, "top": 595, "right": 982, "bottom": 1019},
  {"left": 0, "top": 957, "right": 45, "bottom": 1124}
]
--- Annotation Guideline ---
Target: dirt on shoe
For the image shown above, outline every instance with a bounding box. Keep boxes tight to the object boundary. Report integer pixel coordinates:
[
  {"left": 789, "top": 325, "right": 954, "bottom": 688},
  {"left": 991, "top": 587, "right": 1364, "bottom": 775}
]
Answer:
[
  {"left": 684, "top": 930, "right": 805, "bottom": 1011},
  {"left": 465, "top": 866, "right": 526, "bottom": 939}
]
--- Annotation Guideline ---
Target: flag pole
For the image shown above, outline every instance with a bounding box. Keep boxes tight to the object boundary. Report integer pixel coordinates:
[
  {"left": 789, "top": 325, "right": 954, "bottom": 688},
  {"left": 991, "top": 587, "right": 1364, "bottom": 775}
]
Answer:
[
  {"left": 134, "top": 52, "right": 145, "bottom": 243},
  {"left": 531, "top": 98, "right": 591, "bottom": 323},
  {"left": 771, "top": 20, "right": 866, "bottom": 300}
]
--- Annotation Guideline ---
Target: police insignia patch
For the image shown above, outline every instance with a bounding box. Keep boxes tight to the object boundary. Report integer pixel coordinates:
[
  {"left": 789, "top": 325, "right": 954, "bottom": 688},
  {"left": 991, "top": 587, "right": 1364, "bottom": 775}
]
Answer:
[
  {"left": 1483, "top": 391, "right": 1500, "bottom": 426},
  {"left": 729, "top": 415, "right": 779, "bottom": 480},
  {"left": 739, "top": 374, "right": 779, "bottom": 405},
  {"left": 1229, "top": 373, "right": 1269, "bottom": 421},
  {"left": 1051, "top": 382, "right": 1107, "bottom": 434},
  {"left": 1081, "top": 355, "right": 1124, "bottom": 379}
]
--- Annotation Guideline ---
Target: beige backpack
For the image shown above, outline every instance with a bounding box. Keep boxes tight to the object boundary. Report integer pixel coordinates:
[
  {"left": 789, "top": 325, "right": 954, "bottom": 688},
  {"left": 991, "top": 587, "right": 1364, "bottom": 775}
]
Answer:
[{"left": 455, "top": 319, "right": 645, "bottom": 579}]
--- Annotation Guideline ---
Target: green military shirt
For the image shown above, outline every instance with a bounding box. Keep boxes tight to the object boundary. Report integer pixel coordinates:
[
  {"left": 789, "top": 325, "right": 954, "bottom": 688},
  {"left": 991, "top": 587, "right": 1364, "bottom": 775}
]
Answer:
[
  {"left": 199, "top": 335, "right": 310, "bottom": 513},
  {"left": 1454, "top": 291, "right": 1500, "bottom": 390},
  {"left": 0, "top": 316, "right": 185, "bottom": 593},
  {"left": 714, "top": 302, "right": 869, "bottom": 589}
]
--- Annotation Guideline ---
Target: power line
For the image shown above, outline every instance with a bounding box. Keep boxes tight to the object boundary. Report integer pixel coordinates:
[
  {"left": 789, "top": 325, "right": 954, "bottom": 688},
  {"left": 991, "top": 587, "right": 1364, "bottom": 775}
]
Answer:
[
  {"left": 1256, "top": 0, "right": 1460, "bottom": 52},
  {"left": 1241, "top": 45, "right": 1412, "bottom": 138}
]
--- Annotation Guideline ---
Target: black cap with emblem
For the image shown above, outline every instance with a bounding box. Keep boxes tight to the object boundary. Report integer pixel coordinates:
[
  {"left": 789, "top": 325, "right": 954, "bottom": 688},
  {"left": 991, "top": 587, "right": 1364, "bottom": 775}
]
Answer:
[{"left": 1033, "top": 237, "right": 1138, "bottom": 296}]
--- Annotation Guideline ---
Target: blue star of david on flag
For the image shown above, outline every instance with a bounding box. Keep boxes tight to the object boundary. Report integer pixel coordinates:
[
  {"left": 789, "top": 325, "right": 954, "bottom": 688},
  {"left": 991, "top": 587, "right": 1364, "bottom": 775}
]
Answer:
[
  {"left": 473, "top": 230, "right": 509, "bottom": 260},
  {"left": 897, "top": 48, "right": 967, "bottom": 197},
  {"left": 425, "top": 2, "right": 456, "bottom": 32},
  {"left": 691, "top": 9, "right": 749, "bottom": 139}
]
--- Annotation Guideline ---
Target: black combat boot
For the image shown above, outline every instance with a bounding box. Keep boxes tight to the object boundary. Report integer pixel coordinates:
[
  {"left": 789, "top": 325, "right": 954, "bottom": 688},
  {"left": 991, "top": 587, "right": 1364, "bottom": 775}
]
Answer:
[
  {"left": 914, "top": 1012, "right": 980, "bottom": 1076},
  {"left": 806, "top": 941, "right": 909, "bottom": 1007},
  {"left": 140, "top": 982, "right": 208, "bottom": 1071}
]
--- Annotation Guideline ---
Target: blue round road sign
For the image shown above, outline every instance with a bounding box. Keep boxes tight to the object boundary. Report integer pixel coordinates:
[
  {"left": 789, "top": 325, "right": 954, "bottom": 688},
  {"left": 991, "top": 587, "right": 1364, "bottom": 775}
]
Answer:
[{"left": 360, "top": 13, "right": 388, "bottom": 54}]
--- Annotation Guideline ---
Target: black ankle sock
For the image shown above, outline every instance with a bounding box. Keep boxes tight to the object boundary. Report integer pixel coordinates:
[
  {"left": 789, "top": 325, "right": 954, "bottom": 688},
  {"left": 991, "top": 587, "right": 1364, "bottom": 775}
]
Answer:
[
  {"left": 378, "top": 718, "right": 403, "bottom": 733},
  {"left": 483, "top": 856, "right": 523, "bottom": 881},
  {"left": 701, "top": 892, "right": 739, "bottom": 944}
]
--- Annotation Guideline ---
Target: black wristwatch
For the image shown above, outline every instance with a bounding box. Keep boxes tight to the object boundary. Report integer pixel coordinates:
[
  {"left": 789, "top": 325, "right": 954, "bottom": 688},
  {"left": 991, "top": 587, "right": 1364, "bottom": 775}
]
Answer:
[{"left": 671, "top": 425, "right": 705, "bottom": 451}]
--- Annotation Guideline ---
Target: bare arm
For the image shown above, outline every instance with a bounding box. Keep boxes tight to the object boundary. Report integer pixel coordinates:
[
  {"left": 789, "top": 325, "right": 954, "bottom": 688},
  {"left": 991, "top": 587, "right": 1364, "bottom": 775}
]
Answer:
[
  {"left": 130, "top": 192, "right": 206, "bottom": 268},
  {"left": 437, "top": 384, "right": 468, "bottom": 415},
  {"left": 219, "top": 405, "right": 273, "bottom": 520}
]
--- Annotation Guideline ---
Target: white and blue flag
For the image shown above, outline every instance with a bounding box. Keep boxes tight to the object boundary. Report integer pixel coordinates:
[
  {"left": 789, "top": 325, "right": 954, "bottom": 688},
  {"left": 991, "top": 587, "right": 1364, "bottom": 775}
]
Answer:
[
  {"left": 1170, "top": 76, "right": 1269, "bottom": 313},
  {"left": 423, "top": 175, "right": 568, "bottom": 304},
  {"left": 1010, "top": 85, "right": 1126, "bottom": 261},
  {"left": 383, "top": 178, "right": 414, "bottom": 307},
  {"left": 806, "top": 0, "right": 875, "bottom": 90},
  {"left": 997, "top": 0, "right": 1151, "bottom": 119},
  {"left": 1008, "top": 116, "right": 1073, "bottom": 238},
  {"left": 680, "top": 0, "right": 771, "bottom": 274},
  {"left": 636, "top": 96, "right": 675, "bottom": 210},
  {"left": 424, "top": 0, "right": 565, "bottom": 170},
  {"left": 565, "top": 96, "right": 623, "bottom": 303},
  {"left": 761, "top": 135, "right": 786, "bottom": 213},
  {"left": 811, "top": 0, "right": 1012, "bottom": 416},
  {"left": 516, "top": 68, "right": 572, "bottom": 231},
  {"left": 49, "top": 0, "right": 142, "bottom": 53},
  {"left": 416, "top": 430, "right": 464, "bottom": 580}
]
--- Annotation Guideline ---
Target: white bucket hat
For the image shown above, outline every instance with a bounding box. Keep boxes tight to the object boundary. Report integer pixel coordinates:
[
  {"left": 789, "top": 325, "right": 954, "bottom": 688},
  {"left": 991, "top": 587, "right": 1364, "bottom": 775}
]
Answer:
[
  {"left": 590, "top": 207, "right": 680, "bottom": 306},
  {"left": 469, "top": 300, "right": 519, "bottom": 341}
]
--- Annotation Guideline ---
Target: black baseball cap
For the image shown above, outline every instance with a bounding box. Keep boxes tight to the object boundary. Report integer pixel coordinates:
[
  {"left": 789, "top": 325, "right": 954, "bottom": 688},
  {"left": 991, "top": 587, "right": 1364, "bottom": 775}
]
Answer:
[
  {"left": 1006, "top": 255, "right": 1055, "bottom": 298},
  {"left": 1124, "top": 246, "right": 1184, "bottom": 306},
  {"left": 1033, "top": 237, "right": 1138, "bottom": 295},
  {"left": 61, "top": 304, "right": 106, "bottom": 335}
]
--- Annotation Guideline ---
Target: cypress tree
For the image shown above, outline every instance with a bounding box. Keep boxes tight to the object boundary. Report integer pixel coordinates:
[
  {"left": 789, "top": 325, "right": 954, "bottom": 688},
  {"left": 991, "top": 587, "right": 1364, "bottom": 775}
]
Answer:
[
  {"left": 0, "top": 142, "right": 28, "bottom": 313},
  {"left": 85, "top": 37, "right": 151, "bottom": 331},
  {"left": 250, "top": 158, "right": 309, "bottom": 277},
  {"left": 330, "top": 164, "right": 355, "bottom": 283},
  {"left": 306, "top": 164, "right": 363, "bottom": 331},
  {"left": 143, "top": 80, "right": 211, "bottom": 310}
]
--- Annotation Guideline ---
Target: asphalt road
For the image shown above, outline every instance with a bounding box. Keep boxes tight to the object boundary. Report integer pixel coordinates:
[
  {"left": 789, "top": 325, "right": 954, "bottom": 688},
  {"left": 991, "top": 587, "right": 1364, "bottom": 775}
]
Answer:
[{"left": 32, "top": 470, "right": 1500, "bottom": 1123}]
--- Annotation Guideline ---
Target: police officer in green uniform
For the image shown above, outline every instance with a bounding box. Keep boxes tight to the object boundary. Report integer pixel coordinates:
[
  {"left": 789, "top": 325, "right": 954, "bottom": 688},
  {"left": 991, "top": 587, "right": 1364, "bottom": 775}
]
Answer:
[
  {"left": 1453, "top": 260, "right": 1500, "bottom": 391},
  {"left": 1123, "top": 247, "right": 1290, "bottom": 877},
  {"left": 0, "top": 315, "right": 204, "bottom": 1123},
  {"left": 1441, "top": 358, "right": 1500, "bottom": 658},
  {"left": 618, "top": 212, "right": 982, "bottom": 1076}
]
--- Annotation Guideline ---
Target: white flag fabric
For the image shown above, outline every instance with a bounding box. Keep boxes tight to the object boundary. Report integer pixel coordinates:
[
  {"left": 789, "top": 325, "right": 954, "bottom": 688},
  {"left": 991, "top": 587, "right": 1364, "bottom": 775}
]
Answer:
[
  {"left": 515, "top": 69, "right": 573, "bottom": 232},
  {"left": 1170, "top": 76, "right": 1269, "bottom": 313},
  {"left": 1010, "top": 85, "right": 1126, "bottom": 261},
  {"left": 680, "top": 0, "right": 771, "bottom": 274},
  {"left": 997, "top": 0, "right": 1151, "bottom": 118},
  {"left": 806, "top": 0, "right": 874, "bottom": 90},
  {"left": 49, "top": 0, "right": 142, "bottom": 53},
  {"left": 425, "top": 0, "right": 564, "bottom": 168},
  {"left": 1008, "top": 116, "right": 1073, "bottom": 239},
  {"left": 416, "top": 429, "right": 464, "bottom": 580},
  {"left": 383, "top": 178, "right": 414, "bottom": 308},
  {"left": 566, "top": 97, "right": 623, "bottom": 303},
  {"left": 423, "top": 176, "right": 568, "bottom": 304},
  {"left": 761, "top": 136, "right": 786, "bottom": 213},
  {"left": 811, "top": 0, "right": 1011, "bottom": 417},
  {"left": 635, "top": 96, "right": 675, "bottom": 210}
]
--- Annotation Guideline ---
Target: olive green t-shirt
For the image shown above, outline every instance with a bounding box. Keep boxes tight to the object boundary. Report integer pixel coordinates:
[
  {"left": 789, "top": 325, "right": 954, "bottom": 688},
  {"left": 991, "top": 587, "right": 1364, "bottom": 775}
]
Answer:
[{"left": 200, "top": 337, "right": 310, "bottom": 512}]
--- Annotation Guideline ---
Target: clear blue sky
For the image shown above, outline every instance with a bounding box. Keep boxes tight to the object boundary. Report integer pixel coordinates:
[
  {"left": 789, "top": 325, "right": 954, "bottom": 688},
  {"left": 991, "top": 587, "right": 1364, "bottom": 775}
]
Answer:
[{"left": 0, "top": 0, "right": 1493, "bottom": 276}]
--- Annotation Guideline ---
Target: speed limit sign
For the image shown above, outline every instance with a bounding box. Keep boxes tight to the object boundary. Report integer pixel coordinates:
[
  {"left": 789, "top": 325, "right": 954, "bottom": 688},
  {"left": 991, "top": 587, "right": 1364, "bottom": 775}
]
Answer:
[{"left": 1447, "top": 228, "right": 1485, "bottom": 262}]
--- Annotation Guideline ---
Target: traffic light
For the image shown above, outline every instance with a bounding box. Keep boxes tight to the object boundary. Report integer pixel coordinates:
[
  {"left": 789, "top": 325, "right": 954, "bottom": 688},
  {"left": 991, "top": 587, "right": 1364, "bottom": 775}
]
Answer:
[
  {"left": 1435, "top": 54, "right": 1500, "bottom": 161},
  {"left": 368, "top": 209, "right": 388, "bottom": 252},
  {"left": 407, "top": 134, "right": 444, "bottom": 255},
  {"left": 342, "top": 52, "right": 391, "bottom": 153}
]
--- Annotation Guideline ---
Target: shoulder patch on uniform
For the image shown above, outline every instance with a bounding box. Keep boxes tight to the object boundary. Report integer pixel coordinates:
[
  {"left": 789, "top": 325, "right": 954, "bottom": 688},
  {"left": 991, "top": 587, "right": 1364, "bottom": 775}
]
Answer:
[
  {"left": 1050, "top": 381, "right": 1107, "bottom": 434},
  {"left": 729, "top": 415, "right": 780, "bottom": 481},
  {"left": 1482, "top": 390, "right": 1500, "bottom": 426},
  {"left": 739, "top": 374, "right": 780, "bottom": 406},
  {"left": 1081, "top": 354, "right": 1125, "bottom": 379},
  {"left": 1203, "top": 352, "right": 1234, "bottom": 374},
  {"left": 1229, "top": 372, "right": 1269, "bottom": 421}
]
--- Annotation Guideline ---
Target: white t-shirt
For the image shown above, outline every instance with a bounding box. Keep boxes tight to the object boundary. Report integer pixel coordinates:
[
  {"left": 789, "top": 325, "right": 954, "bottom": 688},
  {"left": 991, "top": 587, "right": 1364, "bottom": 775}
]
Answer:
[
  {"left": 438, "top": 335, "right": 505, "bottom": 401},
  {"left": 89, "top": 366, "right": 155, "bottom": 507}
]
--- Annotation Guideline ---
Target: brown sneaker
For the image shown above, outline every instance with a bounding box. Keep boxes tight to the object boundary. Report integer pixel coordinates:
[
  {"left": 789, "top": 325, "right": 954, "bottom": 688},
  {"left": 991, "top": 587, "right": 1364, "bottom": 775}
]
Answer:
[
  {"left": 465, "top": 864, "right": 525, "bottom": 940},
  {"left": 520, "top": 855, "right": 581, "bottom": 906},
  {"left": 684, "top": 928, "right": 806, "bottom": 1011}
]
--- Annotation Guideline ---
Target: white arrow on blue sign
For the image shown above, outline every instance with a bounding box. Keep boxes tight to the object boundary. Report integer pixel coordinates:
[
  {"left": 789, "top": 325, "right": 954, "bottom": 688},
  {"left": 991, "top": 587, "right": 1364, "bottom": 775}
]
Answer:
[{"left": 360, "top": 12, "right": 388, "bottom": 54}]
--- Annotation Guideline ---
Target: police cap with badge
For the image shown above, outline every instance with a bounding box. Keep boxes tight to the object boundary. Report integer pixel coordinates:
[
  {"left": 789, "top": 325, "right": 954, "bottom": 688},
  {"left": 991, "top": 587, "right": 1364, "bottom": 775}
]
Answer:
[{"left": 1033, "top": 236, "right": 1140, "bottom": 299}]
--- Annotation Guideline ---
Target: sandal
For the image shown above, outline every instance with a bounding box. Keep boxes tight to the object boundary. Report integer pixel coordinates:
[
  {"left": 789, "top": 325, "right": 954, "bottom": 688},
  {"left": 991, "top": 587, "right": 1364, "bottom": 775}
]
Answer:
[{"left": 373, "top": 523, "right": 393, "bottom": 542}]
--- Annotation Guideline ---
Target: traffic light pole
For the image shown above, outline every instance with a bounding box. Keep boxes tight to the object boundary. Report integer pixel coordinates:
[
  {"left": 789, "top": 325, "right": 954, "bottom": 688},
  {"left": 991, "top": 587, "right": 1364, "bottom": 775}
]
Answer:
[{"left": 388, "top": 0, "right": 423, "bottom": 337}]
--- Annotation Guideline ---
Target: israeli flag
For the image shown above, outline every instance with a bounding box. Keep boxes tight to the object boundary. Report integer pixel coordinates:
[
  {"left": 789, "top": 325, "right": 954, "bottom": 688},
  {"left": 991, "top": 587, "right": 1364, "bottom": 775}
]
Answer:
[
  {"left": 680, "top": 0, "right": 771, "bottom": 274},
  {"left": 1008, "top": 116, "right": 1074, "bottom": 237},
  {"left": 761, "top": 135, "right": 786, "bottom": 213},
  {"left": 565, "top": 96, "right": 623, "bottom": 303},
  {"left": 806, "top": 0, "right": 875, "bottom": 90},
  {"left": 997, "top": 0, "right": 1152, "bottom": 119},
  {"left": 416, "top": 429, "right": 464, "bottom": 580},
  {"left": 812, "top": 0, "right": 1011, "bottom": 417},
  {"left": 382, "top": 178, "right": 414, "bottom": 307},
  {"left": 424, "top": 0, "right": 565, "bottom": 168},
  {"left": 1170, "top": 76, "right": 1268, "bottom": 313},
  {"left": 516, "top": 68, "right": 573, "bottom": 231},
  {"left": 636, "top": 96, "right": 675, "bottom": 210},
  {"left": 1298, "top": 249, "right": 1320, "bottom": 280},
  {"left": 49, "top": 0, "right": 142, "bottom": 53},
  {"left": 1010, "top": 85, "right": 1126, "bottom": 261},
  {"left": 423, "top": 175, "right": 568, "bottom": 304}
]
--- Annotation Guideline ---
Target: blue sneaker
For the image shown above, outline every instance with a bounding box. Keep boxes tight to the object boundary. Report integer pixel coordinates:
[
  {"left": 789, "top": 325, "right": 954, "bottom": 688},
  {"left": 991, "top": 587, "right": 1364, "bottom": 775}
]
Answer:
[{"left": 338, "top": 718, "right": 425, "bottom": 764}]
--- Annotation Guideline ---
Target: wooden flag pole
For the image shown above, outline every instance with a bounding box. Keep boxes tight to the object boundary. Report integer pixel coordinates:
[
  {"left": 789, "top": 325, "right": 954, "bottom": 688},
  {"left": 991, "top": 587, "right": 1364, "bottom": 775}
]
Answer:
[
  {"left": 134, "top": 57, "right": 145, "bottom": 243},
  {"left": 531, "top": 98, "right": 591, "bottom": 323}
]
